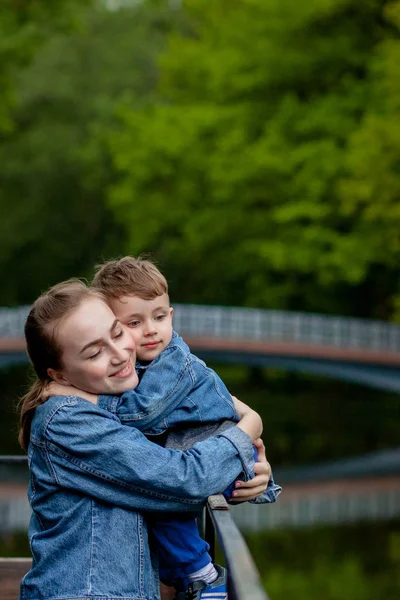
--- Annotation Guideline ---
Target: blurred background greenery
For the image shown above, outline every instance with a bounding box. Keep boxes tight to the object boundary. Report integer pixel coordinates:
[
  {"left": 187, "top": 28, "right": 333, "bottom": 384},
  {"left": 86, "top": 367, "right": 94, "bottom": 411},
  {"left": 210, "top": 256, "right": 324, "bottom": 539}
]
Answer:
[{"left": 1, "top": 0, "right": 400, "bottom": 598}]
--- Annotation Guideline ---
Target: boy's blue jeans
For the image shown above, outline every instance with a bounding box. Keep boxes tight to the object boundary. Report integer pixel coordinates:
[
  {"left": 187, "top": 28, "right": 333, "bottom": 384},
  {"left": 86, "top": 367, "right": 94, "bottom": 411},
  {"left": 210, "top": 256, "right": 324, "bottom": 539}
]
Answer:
[{"left": 148, "top": 447, "right": 258, "bottom": 588}]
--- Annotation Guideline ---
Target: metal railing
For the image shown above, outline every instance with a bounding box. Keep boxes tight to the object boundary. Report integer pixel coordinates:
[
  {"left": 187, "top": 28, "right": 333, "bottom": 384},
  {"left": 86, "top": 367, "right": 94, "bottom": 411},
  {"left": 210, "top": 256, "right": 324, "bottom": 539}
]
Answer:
[
  {"left": 0, "top": 306, "right": 30, "bottom": 338},
  {"left": 205, "top": 494, "right": 269, "bottom": 600},
  {"left": 1, "top": 303, "right": 400, "bottom": 352},
  {"left": 0, "top": 456, "right": 27, "bottom": 465},
  {"left": 0, "top": 456, "right": 270, "bottom": 600},
  {"left": 173, "top": 305, "right": 400, "bottom": 352}
]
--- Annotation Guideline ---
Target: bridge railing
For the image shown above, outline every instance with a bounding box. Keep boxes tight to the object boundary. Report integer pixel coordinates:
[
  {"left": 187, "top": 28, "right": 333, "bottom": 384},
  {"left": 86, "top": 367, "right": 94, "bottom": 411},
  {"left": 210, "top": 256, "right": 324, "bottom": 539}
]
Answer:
[
  {"left": 0, "top": 456, "right": 269, "bottom": 600},
  {"left": 1, "top": 303, "right": 400, "bottom": 352},
  {"left": 173, "top": 305, "right": 400, "bottom": 352},
  {"left": 0, "top": 306, "right": 30, "bottom": 338}
]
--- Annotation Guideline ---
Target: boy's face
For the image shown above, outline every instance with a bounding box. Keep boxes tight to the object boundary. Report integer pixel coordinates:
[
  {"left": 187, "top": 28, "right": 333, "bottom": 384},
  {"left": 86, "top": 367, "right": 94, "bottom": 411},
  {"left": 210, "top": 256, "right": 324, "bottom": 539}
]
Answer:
[{"left": 109, "top": 293, "right": 173, "bottom": 362}]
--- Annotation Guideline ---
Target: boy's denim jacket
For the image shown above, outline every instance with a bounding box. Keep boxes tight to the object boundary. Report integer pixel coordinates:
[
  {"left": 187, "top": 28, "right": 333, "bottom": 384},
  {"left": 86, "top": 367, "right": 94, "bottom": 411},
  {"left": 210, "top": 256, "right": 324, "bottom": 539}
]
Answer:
[
  {"left": 99, "top": 331, "right": 281, "bottom": 504},
  {"left": 21, "top": 394, "right": 255, "bottom": 600}
]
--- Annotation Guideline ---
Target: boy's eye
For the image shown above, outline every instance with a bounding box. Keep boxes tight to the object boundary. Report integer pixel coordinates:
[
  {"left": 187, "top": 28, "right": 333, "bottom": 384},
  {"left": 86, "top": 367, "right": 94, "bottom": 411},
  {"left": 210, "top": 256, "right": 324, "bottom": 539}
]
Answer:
[
  {"left": 155, "top": 314, "right": 166, "bottom": 321},
  {"left": 128, "top": 320, "right": 140, "bottom": 328}
]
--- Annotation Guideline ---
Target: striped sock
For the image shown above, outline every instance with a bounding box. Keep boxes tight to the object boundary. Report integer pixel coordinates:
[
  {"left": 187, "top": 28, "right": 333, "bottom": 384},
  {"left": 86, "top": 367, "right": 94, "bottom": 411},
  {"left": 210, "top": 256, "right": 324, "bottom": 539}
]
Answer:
[{"left": 188, "top": 562, "right": 218, "bottom": 584}]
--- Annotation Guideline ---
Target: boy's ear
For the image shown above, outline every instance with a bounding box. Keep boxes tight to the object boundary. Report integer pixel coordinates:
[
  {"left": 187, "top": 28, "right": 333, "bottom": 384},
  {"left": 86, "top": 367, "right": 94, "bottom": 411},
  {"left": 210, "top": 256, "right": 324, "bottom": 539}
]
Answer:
[
  {"left": 47, "top": 368, "right": 71, "bottom": 386},
  {"left": 169, "top": 307, "right": 174, "bottom": 318}
]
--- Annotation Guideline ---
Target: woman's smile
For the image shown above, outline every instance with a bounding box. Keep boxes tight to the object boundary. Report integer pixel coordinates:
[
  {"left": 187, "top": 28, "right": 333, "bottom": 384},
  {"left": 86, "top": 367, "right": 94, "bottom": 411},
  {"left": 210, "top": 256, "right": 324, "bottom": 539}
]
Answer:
[{"left": 110, "top": 359, "right": 134, "bottom": 379}]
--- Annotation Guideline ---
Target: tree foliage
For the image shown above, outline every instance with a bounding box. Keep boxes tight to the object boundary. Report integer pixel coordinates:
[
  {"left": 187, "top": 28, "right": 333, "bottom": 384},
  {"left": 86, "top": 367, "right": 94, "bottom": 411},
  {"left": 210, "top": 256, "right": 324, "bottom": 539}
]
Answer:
[
  {"left": 0, "top": 0, "right": 91, "bottom": 131},
  {"left": 0, "top": 1, "right": 172, "bottom": 304},
  {"left": 106, "top": 0, "right": 400, "bottom": 318}
]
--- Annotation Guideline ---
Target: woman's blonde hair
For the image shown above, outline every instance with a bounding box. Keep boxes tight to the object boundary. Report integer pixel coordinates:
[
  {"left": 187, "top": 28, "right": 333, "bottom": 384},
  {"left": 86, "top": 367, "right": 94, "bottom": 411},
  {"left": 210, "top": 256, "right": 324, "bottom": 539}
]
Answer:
[{"left": 18, "top": 279, "right": 105, "bottom": 451}]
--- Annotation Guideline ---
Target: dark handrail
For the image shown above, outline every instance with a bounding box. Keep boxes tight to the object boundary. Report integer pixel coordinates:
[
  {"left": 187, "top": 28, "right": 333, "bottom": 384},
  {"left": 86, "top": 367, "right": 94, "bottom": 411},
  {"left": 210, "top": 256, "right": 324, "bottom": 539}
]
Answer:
[
  {"left": 206, "top": 494, "right": 269, "bottom": 600},
  {"left": 0, "top": 455, "right": 28, "bottom": 465}
]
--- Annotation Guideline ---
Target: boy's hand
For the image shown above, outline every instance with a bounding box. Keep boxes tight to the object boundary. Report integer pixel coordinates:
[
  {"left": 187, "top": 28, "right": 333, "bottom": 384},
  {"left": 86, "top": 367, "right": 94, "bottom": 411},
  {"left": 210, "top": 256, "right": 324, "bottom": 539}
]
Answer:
[
  {"left": 231, "top": 395, "right": 263, "bottom": 440},
  {"left": 43, "top": 382, "right": 99, "bottom": 405},
  {"left": 236, "top": 407, "right": 263, "bottom": 441},
  {"left": 253, "top": 437, "right": 267, "bottom": 462},
  {"left": 231, "top": 395, "right": 250, "bottom": 418}
]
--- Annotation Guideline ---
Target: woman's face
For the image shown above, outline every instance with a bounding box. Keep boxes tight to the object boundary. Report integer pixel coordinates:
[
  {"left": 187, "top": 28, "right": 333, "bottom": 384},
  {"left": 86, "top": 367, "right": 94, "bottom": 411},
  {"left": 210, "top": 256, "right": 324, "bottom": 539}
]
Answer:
[{"left": 50, "top": 297, "right": 139, "bottom": 395}]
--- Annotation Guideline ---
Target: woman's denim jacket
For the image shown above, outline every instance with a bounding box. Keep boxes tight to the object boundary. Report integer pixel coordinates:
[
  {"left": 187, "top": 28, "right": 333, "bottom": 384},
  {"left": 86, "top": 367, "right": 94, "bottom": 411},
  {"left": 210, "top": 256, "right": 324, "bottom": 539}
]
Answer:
[
  {"left": 99, "top": 331, "right": 281, "bottom": 504},
  {"left": 21, "top": 395, "right": 255, "bottom": 600}
]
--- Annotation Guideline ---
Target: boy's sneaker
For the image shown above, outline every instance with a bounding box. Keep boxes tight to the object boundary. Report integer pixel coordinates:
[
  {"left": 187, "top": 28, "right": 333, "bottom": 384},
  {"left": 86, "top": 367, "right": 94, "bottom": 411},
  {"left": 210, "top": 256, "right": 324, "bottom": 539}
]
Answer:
[{"left": 177, "top": 565, "right": 227, "bottom": 600}]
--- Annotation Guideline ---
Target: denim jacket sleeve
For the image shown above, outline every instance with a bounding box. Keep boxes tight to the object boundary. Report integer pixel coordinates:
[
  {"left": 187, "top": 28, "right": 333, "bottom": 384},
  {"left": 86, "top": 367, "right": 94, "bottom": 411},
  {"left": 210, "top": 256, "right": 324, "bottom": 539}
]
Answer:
[
  {"left": 98, "top": 341, "right": 193, "bottom": 431},
  {"left": 43, "top": 396, "right": 254, "bottom": 513}
]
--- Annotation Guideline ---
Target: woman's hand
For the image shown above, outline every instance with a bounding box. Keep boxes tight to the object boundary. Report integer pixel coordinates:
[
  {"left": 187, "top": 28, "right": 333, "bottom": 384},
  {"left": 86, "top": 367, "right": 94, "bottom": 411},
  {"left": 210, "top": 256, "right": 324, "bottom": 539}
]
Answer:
[
  {"left": 229, "top": 438, "right": 271, "bottom": 502},
  {"left": 43, "top": 382, "right": 99, "bottom": 405}
]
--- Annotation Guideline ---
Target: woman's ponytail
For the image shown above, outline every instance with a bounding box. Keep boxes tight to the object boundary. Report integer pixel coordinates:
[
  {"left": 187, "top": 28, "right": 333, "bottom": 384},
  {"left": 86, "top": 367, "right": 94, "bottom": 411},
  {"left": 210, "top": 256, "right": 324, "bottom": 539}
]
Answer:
[{"left": 18, "top": 380, "right": 48, "bottom": 451}]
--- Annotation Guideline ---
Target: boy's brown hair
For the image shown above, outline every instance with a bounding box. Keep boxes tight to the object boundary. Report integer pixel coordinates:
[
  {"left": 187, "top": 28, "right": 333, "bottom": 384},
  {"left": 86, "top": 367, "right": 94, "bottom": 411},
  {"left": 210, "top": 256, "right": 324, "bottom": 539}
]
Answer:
[{"left": 92, "top": 256, "right": 168, "bottom": 300}]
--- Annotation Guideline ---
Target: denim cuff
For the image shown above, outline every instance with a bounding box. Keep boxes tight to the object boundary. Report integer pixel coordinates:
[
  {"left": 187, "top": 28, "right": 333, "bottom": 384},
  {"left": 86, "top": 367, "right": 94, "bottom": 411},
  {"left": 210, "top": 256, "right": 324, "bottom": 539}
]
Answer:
[{"left": 218, "top": 426, "right": 255, "bottom": 479}]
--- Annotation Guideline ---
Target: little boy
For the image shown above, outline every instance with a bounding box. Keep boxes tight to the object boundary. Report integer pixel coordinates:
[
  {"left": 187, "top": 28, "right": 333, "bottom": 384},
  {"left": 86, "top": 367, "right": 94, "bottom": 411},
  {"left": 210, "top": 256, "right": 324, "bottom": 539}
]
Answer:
[{"left": 92, "top": 257, "right": 281, "bottom": 598}]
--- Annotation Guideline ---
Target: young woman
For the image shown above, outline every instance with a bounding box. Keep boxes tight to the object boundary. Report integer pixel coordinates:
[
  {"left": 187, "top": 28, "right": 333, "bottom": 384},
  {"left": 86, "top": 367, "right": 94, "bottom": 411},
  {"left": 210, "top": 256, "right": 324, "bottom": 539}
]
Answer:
[{"left": 19, "top": 279, "right": 271, "bottom": 600}]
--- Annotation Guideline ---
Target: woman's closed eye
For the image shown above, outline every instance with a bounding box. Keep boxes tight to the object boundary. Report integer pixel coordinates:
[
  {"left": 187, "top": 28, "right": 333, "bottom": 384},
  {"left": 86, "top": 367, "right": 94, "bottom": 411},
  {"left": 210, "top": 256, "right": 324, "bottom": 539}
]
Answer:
[{"left": 87, "top": 330, "right": 122, "bottom": 359}]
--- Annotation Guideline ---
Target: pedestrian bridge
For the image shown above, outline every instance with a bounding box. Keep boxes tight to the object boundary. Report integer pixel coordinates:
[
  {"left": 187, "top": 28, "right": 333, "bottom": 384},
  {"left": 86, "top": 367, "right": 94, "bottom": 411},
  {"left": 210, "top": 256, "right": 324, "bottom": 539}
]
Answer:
[{"left": 1, "top": 304, "right": 400, "bottom": 392}]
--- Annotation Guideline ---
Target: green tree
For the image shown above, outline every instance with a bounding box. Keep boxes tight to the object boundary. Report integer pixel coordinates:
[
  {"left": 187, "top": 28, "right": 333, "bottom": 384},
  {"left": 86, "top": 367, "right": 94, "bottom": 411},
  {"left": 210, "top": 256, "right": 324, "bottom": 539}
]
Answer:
[
  {"left": 338, "top": 1, "right": 400, "bottom": 320},
  {"left": 0, "top": 0, "right": 90, "bottom": 132},
  {"left": 107, "top": 0, "right": 400, "bottom": 318},
  {"left": 0, "top": 1, "right": 172, "bottom": 304}
]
